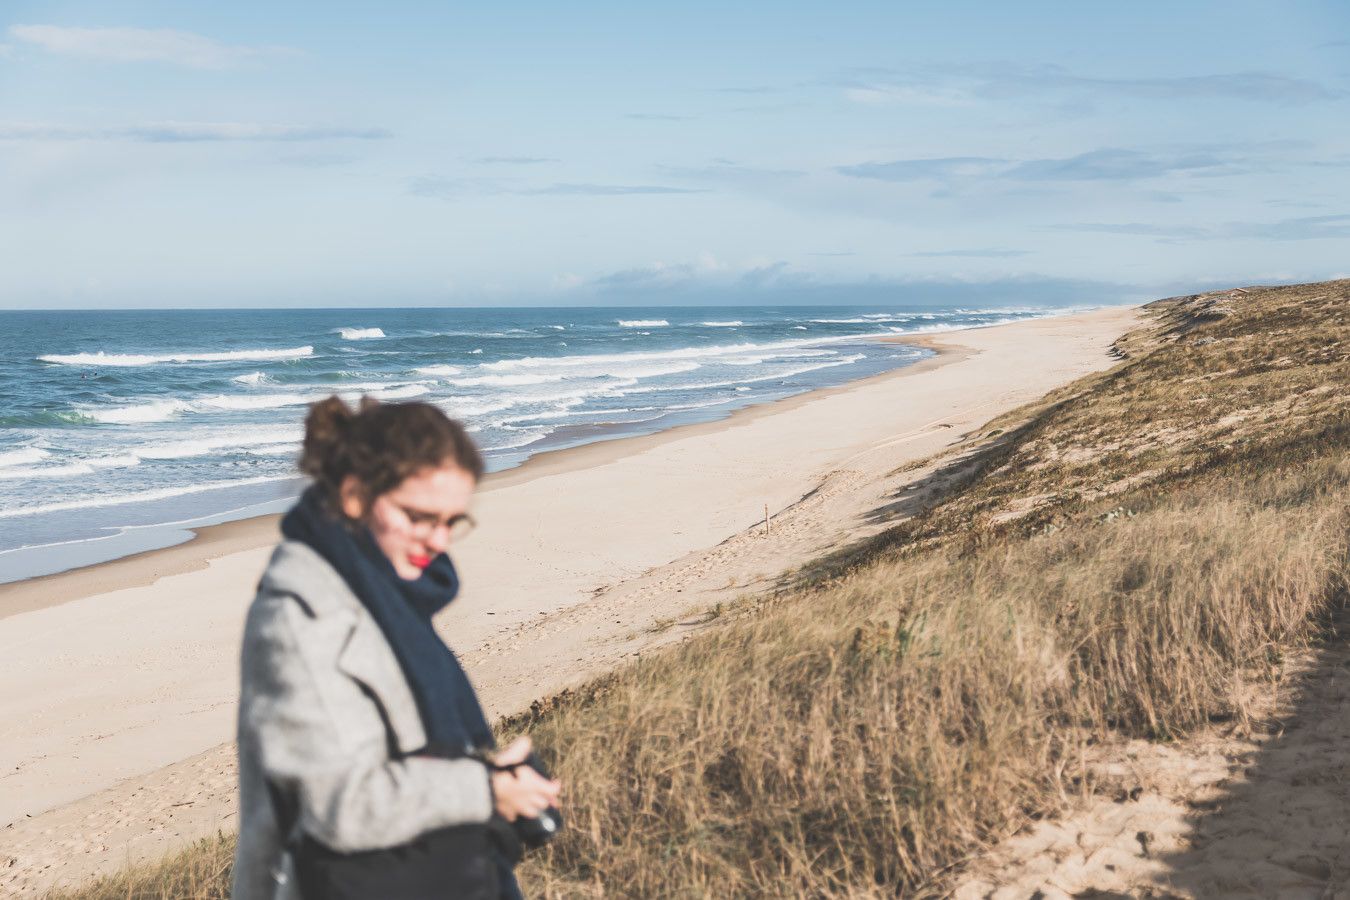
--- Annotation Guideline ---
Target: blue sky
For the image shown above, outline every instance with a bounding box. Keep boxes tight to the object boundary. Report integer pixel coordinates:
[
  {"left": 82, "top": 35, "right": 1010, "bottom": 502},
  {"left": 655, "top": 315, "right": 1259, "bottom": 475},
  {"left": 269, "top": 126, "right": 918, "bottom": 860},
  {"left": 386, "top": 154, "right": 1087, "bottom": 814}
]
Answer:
[{"left": 2, "top": 1, "right": 1348, "bottom": 308}]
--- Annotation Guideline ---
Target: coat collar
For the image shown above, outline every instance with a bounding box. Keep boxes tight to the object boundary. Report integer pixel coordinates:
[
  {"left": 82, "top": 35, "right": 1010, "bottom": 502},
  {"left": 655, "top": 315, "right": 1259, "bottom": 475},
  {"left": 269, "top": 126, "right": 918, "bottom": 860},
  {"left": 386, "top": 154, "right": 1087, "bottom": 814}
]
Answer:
[{"left": 259, "top": 540, "right": 428, "bottom": 754}]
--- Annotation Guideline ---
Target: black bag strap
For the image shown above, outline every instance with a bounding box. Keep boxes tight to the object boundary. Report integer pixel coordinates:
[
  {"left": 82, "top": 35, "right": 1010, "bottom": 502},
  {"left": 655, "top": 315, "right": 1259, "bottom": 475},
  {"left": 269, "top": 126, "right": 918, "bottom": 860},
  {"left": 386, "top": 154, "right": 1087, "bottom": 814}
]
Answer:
[{"left": 266, "top": 776, "right": 301, "bottom": 851}]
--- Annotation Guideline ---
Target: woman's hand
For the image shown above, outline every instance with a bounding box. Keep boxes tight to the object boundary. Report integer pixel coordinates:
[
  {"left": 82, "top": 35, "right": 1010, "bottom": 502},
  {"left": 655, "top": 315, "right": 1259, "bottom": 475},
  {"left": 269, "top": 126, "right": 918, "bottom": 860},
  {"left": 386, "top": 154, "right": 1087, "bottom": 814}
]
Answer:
[{"left": 489, "top": 736, "right": 561, "bottom": 821}]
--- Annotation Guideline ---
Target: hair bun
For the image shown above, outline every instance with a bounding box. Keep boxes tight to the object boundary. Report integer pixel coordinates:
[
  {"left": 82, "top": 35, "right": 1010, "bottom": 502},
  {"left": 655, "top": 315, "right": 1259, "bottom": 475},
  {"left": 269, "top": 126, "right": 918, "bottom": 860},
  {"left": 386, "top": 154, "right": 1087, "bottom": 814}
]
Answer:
[
  {"left": 299, "top": 395, "right": 355, "bottom": 488},
  {"left": 297, "top": 394, "right": 483, "bottom": 515}
]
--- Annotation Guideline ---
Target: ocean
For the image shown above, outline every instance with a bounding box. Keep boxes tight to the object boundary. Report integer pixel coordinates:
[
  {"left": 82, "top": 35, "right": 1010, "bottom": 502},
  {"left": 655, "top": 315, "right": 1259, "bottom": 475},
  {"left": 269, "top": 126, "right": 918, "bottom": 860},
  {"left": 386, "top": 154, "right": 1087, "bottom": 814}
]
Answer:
[{"left": 0, "top": 304, "right": 1062, "bottom": 582}]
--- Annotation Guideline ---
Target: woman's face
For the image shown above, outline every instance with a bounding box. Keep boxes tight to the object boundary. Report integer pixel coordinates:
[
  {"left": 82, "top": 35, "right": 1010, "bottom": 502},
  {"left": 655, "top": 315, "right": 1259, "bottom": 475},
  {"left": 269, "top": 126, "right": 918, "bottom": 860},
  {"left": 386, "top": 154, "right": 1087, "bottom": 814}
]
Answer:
[{"left": 341, "top": 464, "right": 477, "bottom": 580}]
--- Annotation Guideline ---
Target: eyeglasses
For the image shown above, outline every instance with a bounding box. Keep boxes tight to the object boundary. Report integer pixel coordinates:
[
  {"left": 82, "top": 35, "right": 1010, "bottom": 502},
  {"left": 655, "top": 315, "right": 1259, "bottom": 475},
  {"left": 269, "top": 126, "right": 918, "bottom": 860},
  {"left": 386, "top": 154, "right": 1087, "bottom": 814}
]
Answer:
[{"left": 390, "top": 501, "right": 477, "bottom": 542}]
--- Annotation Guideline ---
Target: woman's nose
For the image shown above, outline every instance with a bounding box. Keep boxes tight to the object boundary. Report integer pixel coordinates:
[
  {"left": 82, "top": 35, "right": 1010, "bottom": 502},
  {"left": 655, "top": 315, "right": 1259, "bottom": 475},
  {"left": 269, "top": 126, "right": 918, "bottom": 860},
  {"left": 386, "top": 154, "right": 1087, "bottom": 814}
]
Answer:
[{"left": 424, "top": 524, "right": 451, "bottom": 553}]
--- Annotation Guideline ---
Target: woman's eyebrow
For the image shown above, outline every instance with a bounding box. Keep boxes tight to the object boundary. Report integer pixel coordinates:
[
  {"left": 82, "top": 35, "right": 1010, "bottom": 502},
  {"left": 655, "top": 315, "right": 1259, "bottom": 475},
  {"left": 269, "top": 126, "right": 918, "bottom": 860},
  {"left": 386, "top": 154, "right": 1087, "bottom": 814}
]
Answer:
[{"left": 400, "top": 503, "right": 465, "bottom": 521}]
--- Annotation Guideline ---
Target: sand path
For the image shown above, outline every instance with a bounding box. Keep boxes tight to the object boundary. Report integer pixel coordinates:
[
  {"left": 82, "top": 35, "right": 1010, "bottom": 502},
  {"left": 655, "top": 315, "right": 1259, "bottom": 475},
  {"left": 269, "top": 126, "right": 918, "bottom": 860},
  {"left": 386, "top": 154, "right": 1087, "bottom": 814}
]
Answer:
[
  {"left": 951, "top": 604, "right": 1350, "bottom": 899},
  {"left": 0, "top": 306, "right": 1139, "bottom": 896}
]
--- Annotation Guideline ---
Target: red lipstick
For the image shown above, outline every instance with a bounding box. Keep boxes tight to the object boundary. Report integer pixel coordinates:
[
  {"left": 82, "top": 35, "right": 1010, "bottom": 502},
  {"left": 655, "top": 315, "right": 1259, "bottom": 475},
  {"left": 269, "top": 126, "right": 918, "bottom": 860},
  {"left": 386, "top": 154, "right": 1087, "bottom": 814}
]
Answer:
[{"left": 408, "top": 554, "right": 432, "bottom": 570}]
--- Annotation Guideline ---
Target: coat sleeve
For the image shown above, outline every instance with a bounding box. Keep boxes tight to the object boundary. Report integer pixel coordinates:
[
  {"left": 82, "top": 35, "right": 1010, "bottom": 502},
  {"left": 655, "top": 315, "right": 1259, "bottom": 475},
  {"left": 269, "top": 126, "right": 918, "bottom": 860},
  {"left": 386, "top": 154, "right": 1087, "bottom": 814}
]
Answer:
[{"left": 240, "top": 593, "right": 494, "bottom": 853}]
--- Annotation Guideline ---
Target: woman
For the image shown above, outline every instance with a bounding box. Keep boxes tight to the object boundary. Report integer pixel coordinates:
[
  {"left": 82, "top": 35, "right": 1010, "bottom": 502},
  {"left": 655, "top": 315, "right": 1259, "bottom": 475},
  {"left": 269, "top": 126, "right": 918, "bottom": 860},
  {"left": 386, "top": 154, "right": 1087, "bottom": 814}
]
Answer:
[{"left": 233, "top": 396, "right": 560, "bottom": 900}]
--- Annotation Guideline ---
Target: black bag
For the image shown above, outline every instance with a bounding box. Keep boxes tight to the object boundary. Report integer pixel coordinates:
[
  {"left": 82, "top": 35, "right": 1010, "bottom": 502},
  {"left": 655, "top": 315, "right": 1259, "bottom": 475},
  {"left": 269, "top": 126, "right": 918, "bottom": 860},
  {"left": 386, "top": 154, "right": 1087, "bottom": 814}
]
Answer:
[
  {"left": 293, "top": 824, "right": 500, "bottom": 900},
  {"left": 267, "top": 753, "right": 559, "bottom": 898}
]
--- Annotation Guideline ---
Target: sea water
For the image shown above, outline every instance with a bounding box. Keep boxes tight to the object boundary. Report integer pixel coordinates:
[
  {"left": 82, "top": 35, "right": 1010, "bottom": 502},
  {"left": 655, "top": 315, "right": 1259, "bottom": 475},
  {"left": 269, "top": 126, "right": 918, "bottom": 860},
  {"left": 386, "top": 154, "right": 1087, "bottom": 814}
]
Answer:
[{"left": 0, "top": 304, "right": 1060, "bottom": 581}]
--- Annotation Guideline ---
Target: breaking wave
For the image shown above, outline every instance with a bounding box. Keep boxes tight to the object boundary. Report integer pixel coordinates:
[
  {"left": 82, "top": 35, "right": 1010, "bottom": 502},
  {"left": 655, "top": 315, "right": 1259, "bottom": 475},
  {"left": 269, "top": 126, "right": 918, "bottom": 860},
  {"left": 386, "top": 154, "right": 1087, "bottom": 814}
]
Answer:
[
  {"left": 0, "top": 448, "right": 51, "bottom": 468},
  {"left": 335, "top": 327, "right": 386, "bottom": 340},
  {"left": 39, "top": 346, "right": 315, "bottom": 367}
]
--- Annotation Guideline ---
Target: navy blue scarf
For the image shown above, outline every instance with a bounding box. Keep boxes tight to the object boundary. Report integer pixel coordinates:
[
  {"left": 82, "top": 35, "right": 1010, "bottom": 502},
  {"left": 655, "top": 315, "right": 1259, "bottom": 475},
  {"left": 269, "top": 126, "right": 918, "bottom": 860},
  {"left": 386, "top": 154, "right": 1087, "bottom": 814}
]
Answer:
[{"left": 281, "top": 488, "right": 495, "bottom": 758}]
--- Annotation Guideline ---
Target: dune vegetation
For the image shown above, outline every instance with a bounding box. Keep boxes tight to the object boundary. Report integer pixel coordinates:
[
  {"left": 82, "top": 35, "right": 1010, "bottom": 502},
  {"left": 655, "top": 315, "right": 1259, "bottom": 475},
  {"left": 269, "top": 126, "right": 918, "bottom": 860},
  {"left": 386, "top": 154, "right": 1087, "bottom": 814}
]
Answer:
[{"left": 52, "top": 280, "right": 1349, "bottom": 898}]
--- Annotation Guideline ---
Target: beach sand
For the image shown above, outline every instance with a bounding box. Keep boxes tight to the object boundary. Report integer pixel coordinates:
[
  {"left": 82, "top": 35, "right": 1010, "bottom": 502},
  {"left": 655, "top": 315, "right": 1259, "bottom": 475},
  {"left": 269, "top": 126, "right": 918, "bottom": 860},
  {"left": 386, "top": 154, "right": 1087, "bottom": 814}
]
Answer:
[{"left": 0, "top": 305, "right": 1142, "bottom": 895}]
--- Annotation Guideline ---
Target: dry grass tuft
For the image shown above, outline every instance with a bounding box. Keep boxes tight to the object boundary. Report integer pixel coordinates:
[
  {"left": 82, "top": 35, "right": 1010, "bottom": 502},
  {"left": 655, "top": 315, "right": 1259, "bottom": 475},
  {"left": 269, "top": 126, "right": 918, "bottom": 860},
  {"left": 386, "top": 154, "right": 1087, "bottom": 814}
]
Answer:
[{"left": 46, "top": 833, "right": 234, "bottom": 899}]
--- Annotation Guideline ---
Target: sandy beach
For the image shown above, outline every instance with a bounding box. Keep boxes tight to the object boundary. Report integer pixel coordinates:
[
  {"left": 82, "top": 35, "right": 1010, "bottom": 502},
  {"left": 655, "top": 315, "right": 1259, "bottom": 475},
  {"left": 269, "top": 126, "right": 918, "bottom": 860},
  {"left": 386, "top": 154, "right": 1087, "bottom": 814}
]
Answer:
[{"left": 0, "top": 305, "right": 1142, "bottom": 895}]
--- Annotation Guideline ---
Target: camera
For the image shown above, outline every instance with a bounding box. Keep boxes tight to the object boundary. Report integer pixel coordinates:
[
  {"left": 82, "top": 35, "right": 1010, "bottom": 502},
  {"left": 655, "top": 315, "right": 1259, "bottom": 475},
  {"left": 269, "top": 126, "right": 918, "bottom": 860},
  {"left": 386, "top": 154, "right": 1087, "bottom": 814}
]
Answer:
[
  {"left": 510, "top": 753, "right": 563, "bottom": 849},
  {"left": 480, "top": 749, "right": 564, "bottom": 861}
]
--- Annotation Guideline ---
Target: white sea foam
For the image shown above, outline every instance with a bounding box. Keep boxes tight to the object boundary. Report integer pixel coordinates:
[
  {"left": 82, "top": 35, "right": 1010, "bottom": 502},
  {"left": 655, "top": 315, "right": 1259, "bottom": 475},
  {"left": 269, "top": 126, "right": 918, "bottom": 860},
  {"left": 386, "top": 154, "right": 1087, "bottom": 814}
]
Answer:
[
  {"left": 197, "top": 393, "right": 313, "bottom": 411},
  {"left": 479, "top": 336, "right": 857, "bottom": 374},
  {"left": 809, "top": 316, "right": 909, "bottom": 325},
  {"left": 449, "top": 360, "right": 698, "bottom": 388},
  {"left": 80, "top": 391, "right": 312, "bottom": 423},
  {"left": 606, "top": 361, "right": 700, "bottom": 380},
  {"left": 617, "top": 319, "right": 669, "bottom": 328},
  {"left": 481, "top": 342, "right": 757, "bottom": 372},
  {"left": 0, "top": 448, "right": 51, "bottom": 468},
  {"left": 449, "top": 373, "right": 569, "bottom": 388},
  {"left": 621, "top": 354, "right": 867, "bottom": 395},
  {"left": 0, "top": 475, "right": 293, "bottom": 520},
  {"left": 498, "top": 381, "right": 637, "bottom": 410},
  {"left": 437, "top": 397, "right": 519, "bottom": 417},
  {"left": 319, "top": 380, "right": 432, "bottom": 394},
  {"left": 232, "top": 371, "right": 274, "bottom": 386},
  {"left": 439, "top": 379, "right": 635, "bottom": 419},
  {"left": 38, "top": 346, "right": 315, "bottom": 367},
  {"left": 0, "top": 463, "right": 95, "bottom": 480},
  {"left": 137, "top": 427, "right": 303, "bottom": 460},
  {"left": 336, "top": 327, "right": 386, "bottom": 340},
  {"left": 479, "top": 427, "right": 551, "bottom": 452},
  {"left": 722, "top": 350, "right": 832, "bottom": 366},
  {"left": 792, "top": 325, "right": 807, "bottom": 330},
  {"left": 365, "top": 383, "right": 430, "bottom": 401},
  {"left": 75, "top": 380, "right": 436, "bottom": 425},
  {"left": 882, "top": 315, "right": 1035, "bottom": 336},
  {"left": 243, "top": 443, "right": 301, "bottom": 457},
  {"left": 85, "top": 399, "right": 195, "bottom": 424},
  {"left": 700, "top": 321, "right": 743, "bottom": 327},
  {"left": 414, "top": 365, "right": 463, "bottom": 377},
  {"left": 493, "top": 406, "right": 657, "bottom": 426},
  {"left": 546, "top": 325, "right": 566, "bottom": 330},
  {"left": 812, "top": 312, "right": 971, "bottom": 325},
  {"left": 668, "top": 397, "right": 740, "bottom": 411},
  {"left": 87, "top": 454, "right": 142, "bottom": 469}
]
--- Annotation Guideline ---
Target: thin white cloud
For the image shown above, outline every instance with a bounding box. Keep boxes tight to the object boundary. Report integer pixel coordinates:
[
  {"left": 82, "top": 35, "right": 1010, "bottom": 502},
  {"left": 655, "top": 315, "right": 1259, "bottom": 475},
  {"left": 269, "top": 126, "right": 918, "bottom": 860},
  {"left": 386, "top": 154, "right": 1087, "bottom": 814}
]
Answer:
[
  {"left": 0, "top": 122, "right": 389, "bottom": 142},
  {"left": 8, "top": 24, "right": 293, "bottom": 69},
  {"left": 1045, "top": 214, "right": 1350, "bottom": 242},
  {"left": 527, "top": 182, "right": 706, "bottom": 196},
  {"left": 843, "top": 84, "right": 973, "bottom": 106},
  {"left": 408, "top": 175, "right": 705, "bottom": 199},
  {"left": 831, "top": 63, "right": 1343, "bottom": 107}
]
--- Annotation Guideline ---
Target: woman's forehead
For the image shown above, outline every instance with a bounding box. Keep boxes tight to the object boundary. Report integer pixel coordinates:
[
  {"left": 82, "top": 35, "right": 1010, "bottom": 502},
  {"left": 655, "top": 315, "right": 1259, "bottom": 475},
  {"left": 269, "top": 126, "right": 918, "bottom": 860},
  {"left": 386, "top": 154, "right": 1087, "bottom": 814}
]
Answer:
[{"left": 387, "top": 464, "right": 475, "bottom": 505}]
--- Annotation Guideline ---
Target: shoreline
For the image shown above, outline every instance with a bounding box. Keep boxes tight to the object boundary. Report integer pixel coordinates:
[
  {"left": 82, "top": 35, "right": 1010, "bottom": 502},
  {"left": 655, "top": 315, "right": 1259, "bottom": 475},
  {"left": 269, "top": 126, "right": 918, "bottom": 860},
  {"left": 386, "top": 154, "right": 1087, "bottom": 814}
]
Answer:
[
  {"left": 0, "top": 335, "right": 959, "bottom": 622},
  {"left": 0, "top": 305, "right": 1143, "bottom": 895}
]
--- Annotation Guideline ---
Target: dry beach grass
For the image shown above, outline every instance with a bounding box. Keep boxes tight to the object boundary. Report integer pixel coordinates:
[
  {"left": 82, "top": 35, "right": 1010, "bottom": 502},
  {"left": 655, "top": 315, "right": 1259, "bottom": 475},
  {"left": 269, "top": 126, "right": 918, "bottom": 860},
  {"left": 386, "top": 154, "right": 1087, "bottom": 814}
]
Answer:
[{"left": 49, "top": 280, "right": 1349, "bottom": 898}]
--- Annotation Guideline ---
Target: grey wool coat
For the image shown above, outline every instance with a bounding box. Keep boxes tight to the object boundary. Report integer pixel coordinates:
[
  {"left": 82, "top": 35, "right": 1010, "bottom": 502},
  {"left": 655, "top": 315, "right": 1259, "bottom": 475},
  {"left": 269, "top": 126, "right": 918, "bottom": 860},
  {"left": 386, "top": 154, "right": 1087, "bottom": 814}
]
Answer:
[{"left": 232, "top": 540, "right": 494, "bottom": 900}]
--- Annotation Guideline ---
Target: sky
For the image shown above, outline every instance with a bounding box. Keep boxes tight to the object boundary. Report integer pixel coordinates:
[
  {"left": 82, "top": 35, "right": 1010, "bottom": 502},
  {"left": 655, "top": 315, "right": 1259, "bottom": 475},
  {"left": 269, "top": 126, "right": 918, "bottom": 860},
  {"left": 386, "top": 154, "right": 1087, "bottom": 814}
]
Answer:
[{"left": 1, "top": 1, "right": 1348, "bottom": 308}]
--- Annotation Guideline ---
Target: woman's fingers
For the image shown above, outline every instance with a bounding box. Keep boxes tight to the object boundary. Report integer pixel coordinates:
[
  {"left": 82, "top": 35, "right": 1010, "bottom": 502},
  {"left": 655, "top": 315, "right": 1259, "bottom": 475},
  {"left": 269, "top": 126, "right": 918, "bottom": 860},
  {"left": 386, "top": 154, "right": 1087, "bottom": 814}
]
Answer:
[
  {"left": 515, "top": 767, "right": 561, "bottom": 805},
  {"left": 494, "top": 735, "right": 532, "bottom": 766},
  {"left": 491, "top": 771, "right": 558, "bottom": 820},
  {"left": 490, "top": 763, "right": 562, "bottom": 821}
]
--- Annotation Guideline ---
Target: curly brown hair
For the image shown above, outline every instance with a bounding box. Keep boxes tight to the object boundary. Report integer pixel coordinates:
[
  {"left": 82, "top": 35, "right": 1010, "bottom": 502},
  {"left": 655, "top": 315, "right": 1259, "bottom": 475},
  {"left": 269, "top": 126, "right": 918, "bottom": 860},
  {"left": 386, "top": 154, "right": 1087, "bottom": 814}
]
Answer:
[{"left": 299, "top": 395, "right": 483, "bottom": 513}]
